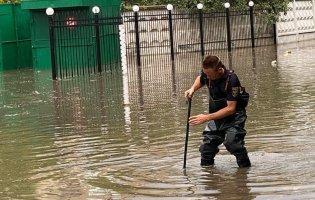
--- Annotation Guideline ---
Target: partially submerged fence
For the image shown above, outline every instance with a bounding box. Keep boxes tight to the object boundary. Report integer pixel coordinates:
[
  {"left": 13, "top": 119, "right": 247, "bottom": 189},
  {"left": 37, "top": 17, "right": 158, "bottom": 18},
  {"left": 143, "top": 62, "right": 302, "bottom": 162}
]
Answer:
[
  {"left": 47, "top": 4, "right": 276, "bottom": 79},
  {"left": 48, "top": 8, "right": 122, "bottom": 80},
  {"left": 123, "top": 6, "right": 276, "bottom": 68}
]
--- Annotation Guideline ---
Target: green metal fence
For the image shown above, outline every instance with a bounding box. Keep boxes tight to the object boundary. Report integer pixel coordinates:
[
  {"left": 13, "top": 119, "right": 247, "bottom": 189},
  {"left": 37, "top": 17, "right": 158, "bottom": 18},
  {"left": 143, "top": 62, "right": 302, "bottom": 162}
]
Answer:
[
  {"left": 22, "top": 0, "right": 122, "bottom": 74},
  {"left": 0, "top": 4, "right": 32, "bottom": 71},
  {"left": 48, "top": 8, "right": 122, "bottom": 79}
]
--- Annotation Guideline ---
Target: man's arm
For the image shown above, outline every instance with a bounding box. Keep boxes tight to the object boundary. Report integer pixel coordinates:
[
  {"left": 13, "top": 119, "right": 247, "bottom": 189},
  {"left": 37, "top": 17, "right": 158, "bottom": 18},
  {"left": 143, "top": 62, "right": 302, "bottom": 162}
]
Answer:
[
  {"left": 189, "top": 100, "right": 237, "bottom": 126},
  {"left": 184, "top": 75, "right": 204, "bottom": 98}
]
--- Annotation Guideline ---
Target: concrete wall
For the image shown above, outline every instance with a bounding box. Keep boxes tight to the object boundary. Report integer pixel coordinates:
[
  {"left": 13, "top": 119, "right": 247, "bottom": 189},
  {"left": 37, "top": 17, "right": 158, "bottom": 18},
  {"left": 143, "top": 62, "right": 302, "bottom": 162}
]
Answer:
[{"left": 276, "top": 0, "right": 315, "bottom": 44}]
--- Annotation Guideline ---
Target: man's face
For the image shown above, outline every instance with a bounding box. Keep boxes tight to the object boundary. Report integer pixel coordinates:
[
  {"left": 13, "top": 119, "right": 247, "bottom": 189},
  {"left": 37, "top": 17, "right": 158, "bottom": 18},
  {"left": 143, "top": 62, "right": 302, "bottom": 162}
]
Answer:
[{"left": 203, "top": 67, "right": 222, "bottom": 80}]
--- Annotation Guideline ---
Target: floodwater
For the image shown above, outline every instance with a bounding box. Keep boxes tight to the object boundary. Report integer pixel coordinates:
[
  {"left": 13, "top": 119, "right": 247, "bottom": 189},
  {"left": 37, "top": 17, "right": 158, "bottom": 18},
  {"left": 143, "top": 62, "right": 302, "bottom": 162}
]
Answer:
[{"left": 0, "top": 43, "right": 314, "bottom": 199}]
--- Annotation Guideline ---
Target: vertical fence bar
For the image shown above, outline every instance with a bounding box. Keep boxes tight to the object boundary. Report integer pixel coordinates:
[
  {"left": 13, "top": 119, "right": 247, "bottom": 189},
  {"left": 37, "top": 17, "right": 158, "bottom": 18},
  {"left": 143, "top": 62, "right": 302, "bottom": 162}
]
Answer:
[
  {"left": 293, "top": 0, "right": 299, "bottom": 42},
  {"left": 134, "top": 11, "right": 141, "bottom": 67},
  {"left": 65, "top": 13, "right": 69, "bottom": 77},
  {"left": 56, "top": 22, "right": 62, "bottom": 78},
  {"left": 249, "top": 5, "right": 255, "bottom": 48},
  {"left": 228, "top": 51, "right": 233, "bottom": 70},
  {"left": 198, "top": 9, "right": 205, "bottom": 58},
  {"left": 168, "top": 8, "right": 175, "bottom": 62},
  {"left": 94, "top": 14, "right": 102, "bottom": 74},
  {"left": 225, "top": 7, "right": 232, "bottom": 52},
  {"left": 48, "top": 16, "right": 57, "bottom": 80},
  {"left": 70, "top": 12, "right": 74, "bottom": 77},
  {"left": 60, "top": 19, "right": 64, "bottom": 79},
  {"left": 313, "top": 0, "right": 315, "bottom": 29},
  {"left": 74, "top": 14, "right": 80, "bottom": 76},
  {"left": 273, "top": 23, "right": 277, "bottom": 44}
]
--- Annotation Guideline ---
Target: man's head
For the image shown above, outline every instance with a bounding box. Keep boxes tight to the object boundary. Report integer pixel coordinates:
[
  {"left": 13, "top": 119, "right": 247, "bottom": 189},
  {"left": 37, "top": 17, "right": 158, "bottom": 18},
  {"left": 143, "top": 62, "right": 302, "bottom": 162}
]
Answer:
[{"left": 202, "top": 55, "right": 225, "bottom": 80}]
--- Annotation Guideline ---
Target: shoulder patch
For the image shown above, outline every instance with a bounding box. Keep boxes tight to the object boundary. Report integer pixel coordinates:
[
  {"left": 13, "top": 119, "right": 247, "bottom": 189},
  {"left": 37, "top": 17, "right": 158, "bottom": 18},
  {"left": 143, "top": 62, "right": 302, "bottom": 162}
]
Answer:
[{"left": 232, "top": 87, "right": 239, "bottom": 97}]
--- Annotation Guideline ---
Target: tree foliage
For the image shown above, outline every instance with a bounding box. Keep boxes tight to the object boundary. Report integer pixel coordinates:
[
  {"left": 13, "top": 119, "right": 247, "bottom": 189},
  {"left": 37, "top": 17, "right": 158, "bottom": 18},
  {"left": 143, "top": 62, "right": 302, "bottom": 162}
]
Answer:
[
  {"left": 124, "top": 0, "right": 290, "bottom": 23},
  {"left": 0, "top": 0, "right": 20, "bottom": 3}
]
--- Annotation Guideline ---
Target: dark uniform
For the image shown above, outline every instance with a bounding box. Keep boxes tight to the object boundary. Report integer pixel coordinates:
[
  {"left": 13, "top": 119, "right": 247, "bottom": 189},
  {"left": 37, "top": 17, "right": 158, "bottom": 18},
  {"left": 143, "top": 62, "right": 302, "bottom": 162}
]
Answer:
[{"left": 199, "top": 69, "right": 251, "bottom": 167}]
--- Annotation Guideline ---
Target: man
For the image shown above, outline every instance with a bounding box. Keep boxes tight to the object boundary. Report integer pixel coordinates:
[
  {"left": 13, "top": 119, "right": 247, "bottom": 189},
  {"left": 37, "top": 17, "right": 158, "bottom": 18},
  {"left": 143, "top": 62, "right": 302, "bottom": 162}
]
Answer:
[{"left": 184, "top": 55, "right": 251, "bottom": 168}]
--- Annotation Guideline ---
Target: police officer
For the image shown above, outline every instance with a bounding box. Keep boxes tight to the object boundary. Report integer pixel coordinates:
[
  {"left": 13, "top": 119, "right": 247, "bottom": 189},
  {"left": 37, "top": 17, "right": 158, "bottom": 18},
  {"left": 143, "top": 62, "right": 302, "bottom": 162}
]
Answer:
[{"left": 184, "top": 55, "right": 251, "bottom": 168}]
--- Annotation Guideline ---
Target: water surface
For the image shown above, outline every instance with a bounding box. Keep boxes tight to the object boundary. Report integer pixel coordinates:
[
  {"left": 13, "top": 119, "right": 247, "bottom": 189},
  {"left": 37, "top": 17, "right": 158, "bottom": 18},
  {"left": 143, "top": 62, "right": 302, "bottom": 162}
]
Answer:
[{"left": 0, "top": 43, "right": 314, "bottom": 199}]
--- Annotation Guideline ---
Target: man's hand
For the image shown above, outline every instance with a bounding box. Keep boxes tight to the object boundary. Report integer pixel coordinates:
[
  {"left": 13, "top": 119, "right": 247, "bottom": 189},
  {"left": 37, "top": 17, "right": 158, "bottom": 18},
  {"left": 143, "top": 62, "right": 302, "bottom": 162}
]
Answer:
[
  {"left": 184, "top": 88, "right": 194, "bottom": 99},
  {"left": 189, "top": 114, "right": 211, "bottom": 126}
]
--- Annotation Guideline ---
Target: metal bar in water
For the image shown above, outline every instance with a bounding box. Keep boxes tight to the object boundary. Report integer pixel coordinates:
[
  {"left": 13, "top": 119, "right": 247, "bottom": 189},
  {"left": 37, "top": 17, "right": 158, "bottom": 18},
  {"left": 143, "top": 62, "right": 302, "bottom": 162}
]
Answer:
[
  {"left": 168, "top": 10, "right": 175, "bottom": 62},
  {"left": 273, "top": 23, "right": 277, "bottom": 45},
  {"left": 79, "top": 21, "right": 84, "bottom": 76},
  {"left": 65, "top": 14, "right": 70, "bottom": 78},
  {"left": 82, "top": 21, "right": 89, "bottom": 76},
  {"left": 85, "top": 18, "right": 90, "bottom": 75},
  {"left": 49, "top": 16, "right": 57, "bottom": 80},
  {"left": 114, "top": 17, "right": 121, "bottom": 71},
  {"left": 134, "top": 11, "right": 141, "bottom": 67},
  {"left": 74, "top": 18, "right": 80, "bottom": 77},
  {"left": 249, "top": 6, "right": 255, "bottom": 48},
  {"left": 69, "top": 15, "right": 78, "bottom": 77},
  {"left": 199, "top": 9, "right": 205, "bottom": 58},
  {"left": 108, "top": 19, "right": 112, "bottom": 72},
  {"left": 56, "top": 19, "right": 62, "bottom": 80},
  {"left": 107, "top": 18, "right": 112, "bottom": 72},
  {"left": 94, "top": 14, "right": 102, "bottom": 74},
  {"left": 225, "top": 8, "right": 232, "bottom": 52},
  {"left": 92, "top": 23, "right": 97, "bottom": 75},
  {"left": 91, "top": 23, "right": 95, "bottom": 75},
  {"left": 69, "top": 10, "right": 74, "bottom": 78},
  {"left": 110, "top": 17, "right": 116, "bottom": 72},
  {"left": 101, "top": 20, "right": 106, "bottom": 72}
]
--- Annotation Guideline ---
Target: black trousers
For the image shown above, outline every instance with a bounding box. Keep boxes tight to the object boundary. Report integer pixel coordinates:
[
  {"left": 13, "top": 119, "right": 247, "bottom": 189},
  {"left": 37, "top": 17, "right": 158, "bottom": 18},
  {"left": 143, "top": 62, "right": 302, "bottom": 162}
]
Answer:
[{"left": 199, "top": 126, "right": 250, "bottom": 167}]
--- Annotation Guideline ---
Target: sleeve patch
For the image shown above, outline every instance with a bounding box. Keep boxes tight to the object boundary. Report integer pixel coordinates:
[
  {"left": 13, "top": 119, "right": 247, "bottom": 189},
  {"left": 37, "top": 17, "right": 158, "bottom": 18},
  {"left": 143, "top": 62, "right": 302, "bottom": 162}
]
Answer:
[{"left": 232, "top": 87, "right": 239, "bottom": 97}]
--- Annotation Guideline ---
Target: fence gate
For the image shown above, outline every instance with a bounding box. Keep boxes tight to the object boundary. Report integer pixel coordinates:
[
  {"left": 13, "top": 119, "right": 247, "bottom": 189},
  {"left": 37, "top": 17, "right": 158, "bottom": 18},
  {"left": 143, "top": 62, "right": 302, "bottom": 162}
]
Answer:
[{"left": 48, "top": 9, "right": 122, "bottom": 80}]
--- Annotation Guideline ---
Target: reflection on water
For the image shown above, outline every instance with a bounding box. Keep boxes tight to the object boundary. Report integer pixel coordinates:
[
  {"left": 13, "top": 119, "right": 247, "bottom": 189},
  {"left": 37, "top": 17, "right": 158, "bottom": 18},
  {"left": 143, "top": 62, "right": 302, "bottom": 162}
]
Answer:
[{"left": 0, "top": 43, "right": 314, "bottom": 199}]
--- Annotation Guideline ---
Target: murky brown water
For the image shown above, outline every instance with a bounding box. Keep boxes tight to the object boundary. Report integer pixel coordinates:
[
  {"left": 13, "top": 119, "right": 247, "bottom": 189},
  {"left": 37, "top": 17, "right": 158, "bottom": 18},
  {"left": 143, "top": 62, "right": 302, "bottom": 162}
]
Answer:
[{"left": 0, "top": 43, "right": 314, "bottom": 199}]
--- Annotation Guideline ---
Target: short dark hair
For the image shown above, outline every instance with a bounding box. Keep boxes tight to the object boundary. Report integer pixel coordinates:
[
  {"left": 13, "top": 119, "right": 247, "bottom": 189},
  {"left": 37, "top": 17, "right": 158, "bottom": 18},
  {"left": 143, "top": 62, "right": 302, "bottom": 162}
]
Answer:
[{"left": 202, "top": 55, "right": 225, "bottom": 69}]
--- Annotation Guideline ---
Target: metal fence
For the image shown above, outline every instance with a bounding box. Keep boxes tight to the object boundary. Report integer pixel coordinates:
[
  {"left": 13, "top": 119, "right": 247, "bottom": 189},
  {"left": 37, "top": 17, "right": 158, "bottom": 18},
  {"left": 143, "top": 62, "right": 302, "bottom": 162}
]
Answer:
[
  {"left": 47, "top": 7, "right": 276, "bottom": 80},
  {"left": 48, "top": 9, "right": 122, "bottom": 80},
  {"left": 123, "top": 8, "right": 276, "bottom": 68}
]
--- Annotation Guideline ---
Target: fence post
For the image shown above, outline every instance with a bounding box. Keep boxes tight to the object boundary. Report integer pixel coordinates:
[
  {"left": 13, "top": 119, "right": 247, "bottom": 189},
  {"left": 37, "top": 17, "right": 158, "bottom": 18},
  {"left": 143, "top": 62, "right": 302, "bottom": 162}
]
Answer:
[
  {"left": 167, "top": 4, "right": 175, "bottom": 62},
  {"left": 313, "top": 0, "right": 315, "bottom": 28},
  {"left": 249, "top": 1, "right": 255, "bottom": 48},
  {"left": 228, "top": 52, "right": 233, "bottom": 70},
  {"left": 93, "top": 6, "right": 102, "bottom": 74},
  {"left": 293, "top": 0, "right": 299, "bottom": 42},
  {"left": 133, "top": 5, "right": 141, "bottom": 67},
  {"left": 46, "top": 8, "right": 57, "bottom": 80},
  {"left": 197, "top": 3, "right": 205, "bottom": 58},
  {"left": 224, "top": 3, "right": 232, "bottom": 52},
  {"left": 273, "top": 23, "right": 277, "bottom": 44}
]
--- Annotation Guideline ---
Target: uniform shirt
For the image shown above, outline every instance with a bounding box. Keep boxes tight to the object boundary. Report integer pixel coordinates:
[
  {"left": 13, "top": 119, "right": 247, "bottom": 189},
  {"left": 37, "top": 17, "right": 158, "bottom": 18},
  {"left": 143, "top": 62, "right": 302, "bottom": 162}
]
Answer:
[{"left": 200, "top": 69, "right": 241, "bottom": 101}]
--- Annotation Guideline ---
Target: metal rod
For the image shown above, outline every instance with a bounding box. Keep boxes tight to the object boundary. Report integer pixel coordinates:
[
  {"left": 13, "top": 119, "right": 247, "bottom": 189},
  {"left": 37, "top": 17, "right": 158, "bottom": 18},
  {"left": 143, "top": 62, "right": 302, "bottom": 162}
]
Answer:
[{"left": 183, "top": 98, "right": 192, "bottom": 169}]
